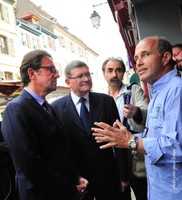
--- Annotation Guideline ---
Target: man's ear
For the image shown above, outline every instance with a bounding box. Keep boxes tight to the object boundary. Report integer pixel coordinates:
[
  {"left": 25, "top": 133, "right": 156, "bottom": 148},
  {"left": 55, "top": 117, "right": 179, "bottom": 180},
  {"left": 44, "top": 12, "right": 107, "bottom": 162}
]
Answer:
[
  {"left": 27, "top": 68, "right": 37, "bottom": 80},
  {"left": 162, "top": 52, "right": 171, "bottom": 66},
  {"left": 65, "top": 78, "right": 70, "bottom": 86}
]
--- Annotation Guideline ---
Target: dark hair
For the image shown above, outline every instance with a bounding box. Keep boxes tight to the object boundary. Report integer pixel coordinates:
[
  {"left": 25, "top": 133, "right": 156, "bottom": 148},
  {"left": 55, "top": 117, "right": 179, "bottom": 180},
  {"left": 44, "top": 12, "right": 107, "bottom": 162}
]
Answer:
[
  {"left": 102, "top": 57, "right": 126, "bottom": 73},
  {"left": 156, "top": 37, "right": 176, "bottom": 68},
  {"left": 20, "top": 50, "right": 52, "bottom": 87},
  {"left": 64, "top": 60, "right": 88, "bottom": 78},
  {"left": 157, "top": 37, "right": 172, "bottom": 56},
  {"left": 172, "top": 43, "right": 182, "bottom": 50}
]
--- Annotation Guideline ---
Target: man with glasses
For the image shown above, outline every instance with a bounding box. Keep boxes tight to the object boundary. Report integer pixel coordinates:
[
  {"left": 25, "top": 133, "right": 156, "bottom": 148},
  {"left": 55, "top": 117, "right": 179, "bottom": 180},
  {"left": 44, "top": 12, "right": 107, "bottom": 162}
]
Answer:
[
  {"left": 51, "top": 60, "right": 129, "bottom": 200},
  {"left": 1, "top": 50, "right": 88, "bottom": 200}
]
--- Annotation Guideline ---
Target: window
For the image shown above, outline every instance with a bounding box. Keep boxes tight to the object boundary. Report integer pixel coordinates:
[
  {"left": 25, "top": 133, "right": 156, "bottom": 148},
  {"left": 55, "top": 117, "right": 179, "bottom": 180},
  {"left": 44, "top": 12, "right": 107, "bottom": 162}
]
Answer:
[
  {"left": 26, "top": 33, "right": 31, "bottom": 48},
  {"left": 47, "top": 36, "right": 56, "bottom": 51},
  {"left": 20, "top": 32, "right": 27, "bottom": 46},
  {"left": 59, "top": 36, "right": 66, "bottom": 48},
  {"left": 51, "top": 38, "right": 56, "bottom": 51},
  {"left": 8, "top": 38, "right": 15, "bottom": 57},
  {"left": 0, "top": 35, "right": 15, "bottom": 56},
  {"left": 70, "top": 42, "right": 75, "bottom": 53},
  {"left": 5, "top": 72, "right": 13, "bottom": 80},
  {"left": 0, "top": 35, "right": 8, "bottom": 54},
  {"left": 47, "top": 36, "right": 52, "bottom": 49},
  {"left": 0, "top": 71, "right": 5, "bottom": 80},
  {"left": 78, "top": 47, "right": 85, "bottom": 58},
  {"left": 37, "top": 38, "right": 42, "bottom": 49},
  {"left": 42, "top": 35, "right": 48, "bottom": 48},
  {"left": 32, "top": 37, "right": 38, "bottom": 49},
  {"left": 0, "top": 3, "right": 9, "bottom": 23}
]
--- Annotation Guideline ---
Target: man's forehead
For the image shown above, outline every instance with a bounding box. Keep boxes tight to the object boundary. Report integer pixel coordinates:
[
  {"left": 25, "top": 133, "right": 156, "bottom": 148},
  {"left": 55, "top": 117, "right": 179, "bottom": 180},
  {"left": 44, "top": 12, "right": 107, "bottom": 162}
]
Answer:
[
  {"left": 137, "top": 38, "right": 156, "bottom": 48},
  {"left": 135, "top": 38, "right": 157, "bottom": 54},
  {"left": 70, "top": 66, "right": 88, "bottom": 73},
  {"left": 105, "top": 61, "right": 122, "bottom": 68},
  {"left": 106, "top": 65, "right": 122, "bottom": 69},
  {"left": 173, "top": 47, "right": 182, "bottom": 52}
]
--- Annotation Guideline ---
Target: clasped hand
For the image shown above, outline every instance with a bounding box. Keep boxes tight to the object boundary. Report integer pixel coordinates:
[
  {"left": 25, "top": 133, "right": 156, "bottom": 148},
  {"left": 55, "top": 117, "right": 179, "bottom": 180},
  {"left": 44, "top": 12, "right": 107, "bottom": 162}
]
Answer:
[{"left": 76, "top": 177, "right": 89, "bottom": 199}]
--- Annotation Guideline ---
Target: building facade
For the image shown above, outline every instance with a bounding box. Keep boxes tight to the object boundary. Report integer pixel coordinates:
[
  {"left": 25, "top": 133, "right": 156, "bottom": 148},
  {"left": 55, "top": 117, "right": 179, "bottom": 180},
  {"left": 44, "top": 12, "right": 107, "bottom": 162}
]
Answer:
[{"left": 0, "top": 0, "right": 99, "bottom": 117}]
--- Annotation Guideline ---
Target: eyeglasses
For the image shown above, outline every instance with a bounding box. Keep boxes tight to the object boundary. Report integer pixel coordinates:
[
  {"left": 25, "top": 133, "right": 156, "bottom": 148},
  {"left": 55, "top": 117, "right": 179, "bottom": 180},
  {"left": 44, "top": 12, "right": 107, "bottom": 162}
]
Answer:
[
  {"left": 68, "top": 72, "right": 93, "bottom": 80},
  {"left": 36, "top": 66, "right": 59, "bottom": 74}
]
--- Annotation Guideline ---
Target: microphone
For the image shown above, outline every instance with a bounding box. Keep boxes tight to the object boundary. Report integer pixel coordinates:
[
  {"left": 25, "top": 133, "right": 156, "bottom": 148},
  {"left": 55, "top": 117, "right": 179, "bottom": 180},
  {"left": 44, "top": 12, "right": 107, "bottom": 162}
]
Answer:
[
  {"left": 124, "top": 90, "right": 132, "bottom": 104},
  {"left": 123, "top": 90, "right": 132, "bottom": 128}
]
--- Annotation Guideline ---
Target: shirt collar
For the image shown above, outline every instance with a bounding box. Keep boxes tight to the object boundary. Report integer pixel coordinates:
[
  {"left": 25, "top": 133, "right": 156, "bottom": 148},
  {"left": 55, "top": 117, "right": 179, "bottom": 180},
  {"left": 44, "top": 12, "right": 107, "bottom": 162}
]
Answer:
[
  {"left": 24, "top": 87, "right": 45, "bottom": 105},
  {"left": 71, "top": 91, "right": 89, "bottom": 105},
  {"left": 107, "top": 84, "right": 127, "bottom": 98},
  {"left": 150, "top": 69, "right": 177, "bottom": 95}
]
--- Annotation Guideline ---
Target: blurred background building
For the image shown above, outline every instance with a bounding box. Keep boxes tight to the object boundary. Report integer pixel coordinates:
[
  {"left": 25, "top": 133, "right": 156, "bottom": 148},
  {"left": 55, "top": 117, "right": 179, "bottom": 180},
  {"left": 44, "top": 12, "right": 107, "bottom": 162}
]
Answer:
[{"left": 0, "top": 0, "right": 182, "bottom": 119}]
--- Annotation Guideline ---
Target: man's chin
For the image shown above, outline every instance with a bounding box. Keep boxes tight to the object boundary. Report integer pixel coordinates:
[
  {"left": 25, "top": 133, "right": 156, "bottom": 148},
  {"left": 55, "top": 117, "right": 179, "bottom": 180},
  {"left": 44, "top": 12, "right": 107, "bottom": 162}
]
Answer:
[{"left": 82, "top": 84, "right": 92, "bottom": 88}]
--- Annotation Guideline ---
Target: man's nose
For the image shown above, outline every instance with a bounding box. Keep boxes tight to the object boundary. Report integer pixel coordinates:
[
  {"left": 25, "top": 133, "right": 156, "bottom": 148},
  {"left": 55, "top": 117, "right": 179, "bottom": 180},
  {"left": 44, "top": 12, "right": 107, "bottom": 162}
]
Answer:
[
  {"left": 136, "top": 57, "right": 143, "bottom": 68},
  {"left": 112, "top": 70, "right": 118, "bottom": 76},
  {"left": 54, "top": 70, "right": 60, "bottom": 78}
]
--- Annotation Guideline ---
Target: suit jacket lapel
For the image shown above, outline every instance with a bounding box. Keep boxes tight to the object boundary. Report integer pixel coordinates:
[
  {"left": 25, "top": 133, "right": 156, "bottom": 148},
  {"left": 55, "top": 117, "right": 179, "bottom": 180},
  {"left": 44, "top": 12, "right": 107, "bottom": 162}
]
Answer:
[
  {"left": 64, "top": 93, "right": 102, "bottom": 134},
  {"left": 89, "top": 92, "right": 101, "bottom": 126},
  {"left": 21, "top": 90, "right": 58, "bottom": 125},
  {"left": 64, "top": 95, "right": 85, "bottom": 131}
]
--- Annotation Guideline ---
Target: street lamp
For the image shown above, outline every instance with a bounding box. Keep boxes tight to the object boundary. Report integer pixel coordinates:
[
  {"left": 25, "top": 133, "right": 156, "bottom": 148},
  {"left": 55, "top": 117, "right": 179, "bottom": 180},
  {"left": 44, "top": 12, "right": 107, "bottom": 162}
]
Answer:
[
  {"left": 90, "top": 2, "right": 108, "bottom": 28},
  {"left": 90, "top": 10, "right": 101, "bottom": 29}
]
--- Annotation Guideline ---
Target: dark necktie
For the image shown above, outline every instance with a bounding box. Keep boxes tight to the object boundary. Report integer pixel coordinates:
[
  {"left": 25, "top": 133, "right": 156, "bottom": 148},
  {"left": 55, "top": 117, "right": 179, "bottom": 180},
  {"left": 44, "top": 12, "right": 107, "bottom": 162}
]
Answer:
[
  {"left": 80, "top": 97, "right": 90, "bottom": 133},
  {"left": 123, "top": 117, "right": 130, "bottom": 129},
  {"left": 43, "top": 101, "right": 53, "bottom": 115}
]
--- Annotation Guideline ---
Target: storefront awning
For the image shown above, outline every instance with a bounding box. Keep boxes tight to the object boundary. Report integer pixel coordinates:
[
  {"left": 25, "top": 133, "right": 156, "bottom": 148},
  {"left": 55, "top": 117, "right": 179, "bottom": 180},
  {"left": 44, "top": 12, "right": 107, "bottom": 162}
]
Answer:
[
  {"left": 0, "top": 81, "right": 22, "bottom": 96},
  {"left": 107, "top": 0, "right": 136, "bottom": 66}
]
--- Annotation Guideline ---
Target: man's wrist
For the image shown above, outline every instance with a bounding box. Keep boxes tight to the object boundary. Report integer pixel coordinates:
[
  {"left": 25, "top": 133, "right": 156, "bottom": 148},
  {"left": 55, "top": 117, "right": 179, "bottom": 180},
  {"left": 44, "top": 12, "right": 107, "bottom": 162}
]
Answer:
[{"left": 128, "top": 135, "right": 138, "bottom": 150}]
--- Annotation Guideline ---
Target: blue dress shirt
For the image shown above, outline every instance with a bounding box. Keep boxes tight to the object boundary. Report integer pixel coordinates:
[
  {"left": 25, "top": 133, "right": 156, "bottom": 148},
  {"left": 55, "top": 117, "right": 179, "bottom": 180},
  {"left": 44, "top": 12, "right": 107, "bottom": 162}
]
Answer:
[{"left": 142, "top": 69, "right": 182, "bottom": 199}]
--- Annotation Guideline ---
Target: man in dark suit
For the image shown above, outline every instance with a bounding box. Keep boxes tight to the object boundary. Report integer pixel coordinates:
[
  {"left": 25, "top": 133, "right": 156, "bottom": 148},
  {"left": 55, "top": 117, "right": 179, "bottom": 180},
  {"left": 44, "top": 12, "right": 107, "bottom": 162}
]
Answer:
[
  {"left": 1, "top": 50, "right": 88, "bottom": 200},
  {"left": 51, "top": 60, "right": 129, "bottom": 200}
]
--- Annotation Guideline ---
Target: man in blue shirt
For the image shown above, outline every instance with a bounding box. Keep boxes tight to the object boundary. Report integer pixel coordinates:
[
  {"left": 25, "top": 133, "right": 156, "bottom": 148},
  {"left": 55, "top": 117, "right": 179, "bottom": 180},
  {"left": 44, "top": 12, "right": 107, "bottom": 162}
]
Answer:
[{"left": 92, "top": 36, "right": 182, "bottom": 200}]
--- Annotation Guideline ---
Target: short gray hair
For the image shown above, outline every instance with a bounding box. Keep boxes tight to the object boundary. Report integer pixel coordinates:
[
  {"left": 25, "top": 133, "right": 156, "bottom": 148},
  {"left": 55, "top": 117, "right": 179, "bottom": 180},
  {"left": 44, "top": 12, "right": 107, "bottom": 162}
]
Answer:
[{"left": 64, "top": 60, "right": 88, "bottom": 78}]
